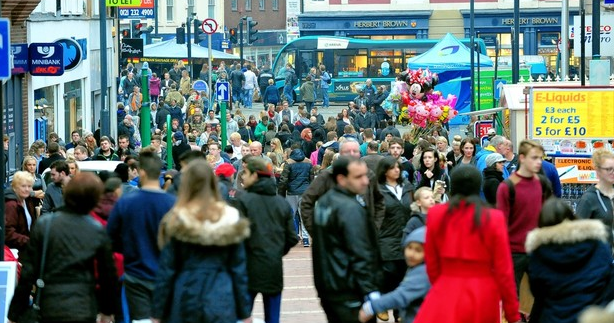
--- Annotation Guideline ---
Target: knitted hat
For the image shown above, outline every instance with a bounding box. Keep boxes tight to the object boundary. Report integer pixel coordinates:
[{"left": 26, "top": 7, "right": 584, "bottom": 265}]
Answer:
[
  {"left": 247, "top": 157, "right": 274, "bottom": 177},
  {"left": 173, "top": 131, "right": 183, "bottom": 140},
  {"left": 485, "top": 153, "right": 506, "bottom": 167},
  {"left": 215, "top": 163, "right": 236, "bottom": 178},
  {"left": 402, "top": 227, "right": 426, "bottom": 248}
]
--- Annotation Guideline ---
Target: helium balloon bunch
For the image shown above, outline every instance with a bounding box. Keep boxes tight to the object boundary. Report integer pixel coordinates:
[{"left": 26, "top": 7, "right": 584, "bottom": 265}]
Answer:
[{"left": 397, "top": 68, "right": 459, "bottom": 143}]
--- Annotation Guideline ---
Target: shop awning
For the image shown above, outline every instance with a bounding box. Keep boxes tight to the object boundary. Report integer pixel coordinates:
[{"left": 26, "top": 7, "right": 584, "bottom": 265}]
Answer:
[{"left": 143, "top": 39, "right": 240, "bottom": 60}]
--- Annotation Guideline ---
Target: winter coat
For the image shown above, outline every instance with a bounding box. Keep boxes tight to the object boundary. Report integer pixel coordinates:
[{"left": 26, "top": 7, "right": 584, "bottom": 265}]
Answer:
[
  {"left": 308, "top": 123, "right": 327, "bottom": 144},
  {"left": 371, "top": 263, "right": 431, "bottom": 323},
  {"left": 91, "top": 192, "right": 125, "bottom": 277},
  {"left": 311, "top": 186, "right": 382, "bottom": 302},
  {"left": 275, "top": 131, "right": 293, "bottom": 149},
  {"left": 94, "top": 148, "right": 120, "bottom": 162},
  {"left": 279, "top": 149, "right": 313, "bottom": 196},
  {"left": 300, "top": 81, "right": 316, "bottom": 103},
  {"left": 254, "top": 122, "right": 268, "bottom": 144},
  {"left": 577, "top": 185, "right": 614, "bottom": 246},
  {"left": 379, "top": 126, "right": 401, "bottom": 141},
  {"left": 38, "top": 153, "right": 65, "bottom": 175},
  {"left": 526, "top": 220, "right": 614, "bottom": 323},
  {"left": 155, "top": 105, "right": 170, "bottom": 131},
  {"left": 149, "top": 77, "right": 161, "bottom": 96},
  {"left": 152, "top": 205, "right": 252, "bottom": 323},
  {"left": 238, "top": 125, "right": 254, "bottom": 143},
  {"left": 402, "top": 211, "right": 426, "bottom": 244},
  {"left": 117, "top": 122, "right": 136, "bottom": 147},
  {"left": 8, "top": 211, "right": 118, "bottom": 323},
  {"left": 378, "top": 182, "right": 414, "bottom": 261},
  {"left": 355, "top": 112, "right": 374, "bottom": 131},
  {"left": 168, "top": 105, "right": 184, "bottom": 126},
  {"left": 336, "top": 119, "right": 349, "bottom": 138},
  {"left": 361, "top": 153, "right": 384, "bottom": 173},
  {"left": 414, "top": 202, "right": 520, "bottom": 323},
  {"left": 41, "top": 182, "right": 64, "bottom": 215},
  {"left": 179, "top": 77, "right": 191, "bottom": 96},
  {"left": 264, "top": 84, "right": 280, "bottom": 105},
  {"left": 301, "top": 167, "right": 386, "bottom": 234},
  {"left": 482, "top": 166, "right": 504, "bottom": 206},
  {"left": 232, "top": 178, "right": 297, "bottom": 294},
  {"left": 4, "top": 188, "right": 37, "bottom": 251},
  {"left": 172, "top": 141, "right": 191, "bottom": 171}
]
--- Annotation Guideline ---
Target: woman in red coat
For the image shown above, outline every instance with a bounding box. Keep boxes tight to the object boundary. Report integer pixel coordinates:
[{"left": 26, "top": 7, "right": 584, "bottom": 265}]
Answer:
[{"left": 414, "top": 165, "right": 520, "bottom": 323}]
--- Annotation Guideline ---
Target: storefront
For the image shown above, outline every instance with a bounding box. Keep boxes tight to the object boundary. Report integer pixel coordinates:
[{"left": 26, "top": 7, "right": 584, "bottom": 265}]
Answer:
[
  {"left": 28, "top": 19, "right": 115, "bottom": 144},
  {"left": 461, "top": 9, "right": 579, "bottom": 73},
  {"left": 298, "top": 11, "right": 431, "bottom": 39}
]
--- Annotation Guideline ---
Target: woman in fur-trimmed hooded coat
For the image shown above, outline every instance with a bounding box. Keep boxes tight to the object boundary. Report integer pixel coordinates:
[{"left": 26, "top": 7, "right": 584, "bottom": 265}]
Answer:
[
  {"left": 152, "top": 200, "right": 252, "bottom": 323},
  {"left": 526, "top": 219, "right": 614, "bottom": 323}
]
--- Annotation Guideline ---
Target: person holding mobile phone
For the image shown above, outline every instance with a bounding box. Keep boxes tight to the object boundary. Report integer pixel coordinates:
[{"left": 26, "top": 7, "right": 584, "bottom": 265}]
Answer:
[{"left": 415, "top": 148, "right": 449, "bottom": 202}]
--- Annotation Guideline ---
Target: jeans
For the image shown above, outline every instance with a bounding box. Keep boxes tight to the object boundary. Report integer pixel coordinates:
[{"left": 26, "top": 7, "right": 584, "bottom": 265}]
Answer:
[
  {"left": 287, "top": 195, "right": 309, "bottom": 240},
  {"left": 512, "top": 252, "right": 529, "bottom": 297},
  {"left": 243, "top": 88, "right": 254, "bottom": 109},
  {"left": 305, "top": 101, "right": 314, "bottom": 113},
  {"left": 250, "top": 292, "right": 282, "bottom": 323},
  {"left": 321, "top": 87, "right": 329, "bottom": 107},
  {"left": 232, "top": 87, "right": 243, "bottom": 107},
  {"left": 123, "top": 274, "right": 155, "bottom": 320},
  {"left": 283, "top": 84, "right": 294, "bottom": 106}
]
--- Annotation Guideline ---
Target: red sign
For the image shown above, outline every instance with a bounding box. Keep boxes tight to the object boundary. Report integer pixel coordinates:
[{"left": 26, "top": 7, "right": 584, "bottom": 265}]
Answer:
[
  {"left": 140, "top": 0, "right": 154, "bottom": 8},
  {"left": 474, "top": 120, "right": 494, "bottom": 145}
]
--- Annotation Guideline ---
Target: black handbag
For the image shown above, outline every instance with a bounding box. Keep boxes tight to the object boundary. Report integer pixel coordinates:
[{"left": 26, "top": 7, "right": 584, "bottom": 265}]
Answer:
[{"left": 20, "top": 214, "right": 56, "bottom": 323}]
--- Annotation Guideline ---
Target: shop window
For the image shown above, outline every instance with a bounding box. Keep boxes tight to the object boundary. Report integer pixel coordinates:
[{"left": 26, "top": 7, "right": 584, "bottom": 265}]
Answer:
[
  {"left": 64, "top": 80, "right": 83, "bottom": 141},
  {"left": 34, "top": 87, "right": 56, "bottom": 142}
]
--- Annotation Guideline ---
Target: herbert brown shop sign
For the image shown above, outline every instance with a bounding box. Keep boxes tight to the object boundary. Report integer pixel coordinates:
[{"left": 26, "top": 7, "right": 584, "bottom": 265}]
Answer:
[
  {"left": 502, "top": 17, "right": 559, "bottom": 25},
  {"left": 354, "top": 20, "right": 413, "bottom": 28}
]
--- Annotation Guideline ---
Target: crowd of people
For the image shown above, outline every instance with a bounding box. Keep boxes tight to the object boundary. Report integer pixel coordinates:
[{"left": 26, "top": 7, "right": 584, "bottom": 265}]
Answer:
[{"left": 4, "top": 61, "right": 614, "bottom": 323}]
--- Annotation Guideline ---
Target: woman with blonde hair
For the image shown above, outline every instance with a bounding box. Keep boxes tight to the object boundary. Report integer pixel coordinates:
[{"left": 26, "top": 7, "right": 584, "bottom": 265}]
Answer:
[
  {"left": 577, "top": 148, "right": 614, "bottom": 247},
  {"left": 153, "top": 159, "right": 252, "bottom": 323},
  {"left": 84, "top": 132, "right": 98, "bottom": 157},
  {"left": 65, "top": 157, "right": 80, "bottom": 176},
  {"left": 4, "top": 171, "right": 37, "bottom": 252},
  {"left": 269, "top": 138, "right": 285, "bottom": 164},
  {"left": 22, "top": 156, "right": 46, "bottom": 203}
]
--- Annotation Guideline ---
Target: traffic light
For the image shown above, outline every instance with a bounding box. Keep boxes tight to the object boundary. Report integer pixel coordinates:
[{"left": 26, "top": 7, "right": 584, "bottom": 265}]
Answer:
[
  {"left": 229, "top": 28, "right": 238, "bottom": 44},
  {"left": 193, "top": 19, "right": 205, "bottom": 44},
  {"left": 246, "top": 17, "right": 258, "bottom": 44},
  {"left": 176, "top": 26, "right": 186, "bottom": 44},
  {"left": 131, "top": 21, "right": 143, "bottom": 38},
  {"left": 121, "top": 29, "right": 131, "bottom": 38}
]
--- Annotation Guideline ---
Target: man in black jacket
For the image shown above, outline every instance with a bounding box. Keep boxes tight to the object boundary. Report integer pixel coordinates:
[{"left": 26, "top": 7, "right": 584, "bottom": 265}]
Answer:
[
  {"left": 312, "top": 156, "right": 381, "bottom": 323},
  {"left": 38, "top": 142, "right": 65, "bottom": 174}
]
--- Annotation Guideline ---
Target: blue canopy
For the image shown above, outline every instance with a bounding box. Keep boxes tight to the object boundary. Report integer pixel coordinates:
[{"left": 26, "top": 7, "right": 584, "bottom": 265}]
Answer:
[
  {"left": 407, "top": 33, "right": 493, "bottom": 125},
  {"left": 408, "top": 33, "right": 493, "bottom": 71}
]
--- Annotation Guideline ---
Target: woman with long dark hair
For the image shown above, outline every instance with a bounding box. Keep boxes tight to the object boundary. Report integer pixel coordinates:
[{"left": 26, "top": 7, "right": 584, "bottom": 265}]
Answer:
[
  {"left": 415, "top": 148, "right": 448, "bottom": 202},
  {"left": 376, "top": 156, "right": 414, "bottom": 322},
  {"left": 153, "top": 159, "right": 252, "bottom": 323},
  {"left": 456, "top": 138, "right": 477, "bottom": 166},
  {"left": 414, "top": 165, "right": 520, "bottom": 323}
]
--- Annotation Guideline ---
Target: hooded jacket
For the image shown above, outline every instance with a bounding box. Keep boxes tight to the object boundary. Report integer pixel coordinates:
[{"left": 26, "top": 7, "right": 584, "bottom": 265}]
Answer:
[
  {"left": 576, "top": 185, "right": 614, "bottom": 246},
  {"left": 232, "top": 178, "right": 297, "bottom": 294},
  {"left": 152, "top": 205, "right": 252, "bottom": 323},
  {"left": 279, "top": 149, "right": 312, "bottom": 196},
  {"left": 369, "top": 227, "right": 431, "bottom": 323},
  {"left": 149, "top": 77, "right": 161, "bottom": 96},
  {"left": 300, "top": 80, "right": 316, "bottom": 103},
  {"left": 482, "top": 166, "right": 504, "bottom": 206},
  {"left": 526, "top": 220, "right": 614, "bottom": 323},
  {"left": 4, "top": 188, "right": 37, "bottom": 251}
]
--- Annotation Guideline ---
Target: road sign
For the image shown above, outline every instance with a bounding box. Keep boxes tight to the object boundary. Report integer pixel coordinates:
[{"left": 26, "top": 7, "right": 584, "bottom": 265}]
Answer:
[
  {"left": 193, "top": 80, "right": 208, "bottom": 93},
  {"left": 474, "top": 120, "right": 494, "bottom": 146},
  {"left": 0, "top": 18, "right": 11, "bottom": 79},
  {"left": 29, "top": 43, "right": 64, "bottom": 76},
  {"left": 202, "top": 18, "right": 218, "bottom": 35},
  {"left": 216, "top": 81, "right": 229, "bottom": 102},
  {"left": 106, "top": 0, "right": 141, "bottom": 7},
  {"left": 494, "top": 79, "right": 506, "bottom": 100},
  {"left": 474, "top": 69, "right": 531, "bottom": 109}
]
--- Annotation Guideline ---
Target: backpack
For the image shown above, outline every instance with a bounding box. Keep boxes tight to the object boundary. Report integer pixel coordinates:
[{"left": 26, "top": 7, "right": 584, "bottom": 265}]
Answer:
[
  {"left": 324, "top": 72, "right": 331, "bottom": 84},
  {"left": 504, "top": 172, "right": 553, "bottom": 215},
  {"left": 291, "top": 72, "right": 298, "bottom": 86}
]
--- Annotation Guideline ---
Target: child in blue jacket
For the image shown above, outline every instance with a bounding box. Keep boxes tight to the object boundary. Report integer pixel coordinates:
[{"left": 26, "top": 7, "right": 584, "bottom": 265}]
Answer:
[{"left": 359, "top": 227, "right": 430, "bottom": 323}]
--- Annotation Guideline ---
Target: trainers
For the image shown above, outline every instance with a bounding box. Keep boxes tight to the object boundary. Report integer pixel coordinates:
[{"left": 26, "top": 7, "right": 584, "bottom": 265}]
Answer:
[
  {"left": 302, "top": 238, "right": 310, "bottom": 247},
  {"left": 376, "top": 311, "right": 389, "bottom": 321}
]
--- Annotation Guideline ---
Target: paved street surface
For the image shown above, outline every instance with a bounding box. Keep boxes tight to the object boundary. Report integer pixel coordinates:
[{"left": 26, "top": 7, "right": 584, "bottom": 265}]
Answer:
[{"left": 251, "top": 245, "right": 327, "bottom": 323}]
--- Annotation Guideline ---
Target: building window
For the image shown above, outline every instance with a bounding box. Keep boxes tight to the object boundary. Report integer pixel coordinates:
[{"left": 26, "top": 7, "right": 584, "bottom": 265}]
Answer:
[
  {"left": 259, "top": 0, "right": 265, "bottom": 10},
  {"left": 232, "top": 0, "right": 238, "bottom": 10},
  {"left": 166, "top": 0, "right": 173, "bottom": 21},
  {"left": 63, "top": 80, "right": 83, "bottom": 141},
  {"left": 272, "top": 0, "right": 278, "bottom": 10},
  {"left": 246, "top": 0, "right": 251, "bottom": 11},
  {"left": 34, "top": 87, "right": 56, "bottom": 142},
  {"left": 187, "top": 0, "right": 194, "bottom": 14}
]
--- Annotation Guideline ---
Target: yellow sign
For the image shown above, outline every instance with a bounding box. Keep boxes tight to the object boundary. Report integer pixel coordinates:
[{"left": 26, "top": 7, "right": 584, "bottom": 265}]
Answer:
[
  {"left": 554, "top": 157, "right": 598, "bottom": 184},
  {"left": 531, "top": 88, "right": 614, "bottom": 139},
  {"left": 106, "top": 0, "right": 141, "bottom": 7}
]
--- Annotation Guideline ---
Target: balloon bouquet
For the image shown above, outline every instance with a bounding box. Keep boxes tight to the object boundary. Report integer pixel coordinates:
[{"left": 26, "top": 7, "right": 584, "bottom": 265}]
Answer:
[{"left": 397, "top": 68, "right": 459, "bottom": 144}]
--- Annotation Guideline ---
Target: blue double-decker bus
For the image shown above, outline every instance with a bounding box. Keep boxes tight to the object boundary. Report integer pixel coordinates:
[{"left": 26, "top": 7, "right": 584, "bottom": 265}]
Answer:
[{"left": 271, "top": 36, "right": 488, "bottom": 103}]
